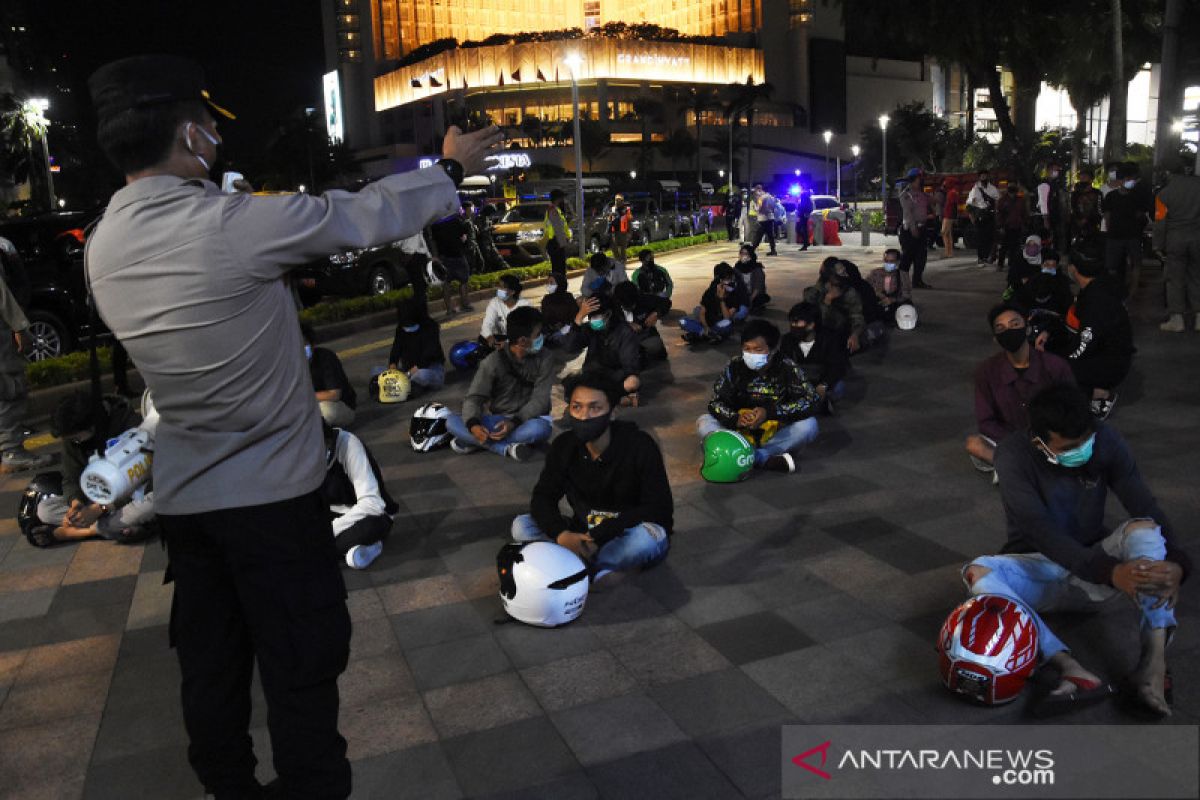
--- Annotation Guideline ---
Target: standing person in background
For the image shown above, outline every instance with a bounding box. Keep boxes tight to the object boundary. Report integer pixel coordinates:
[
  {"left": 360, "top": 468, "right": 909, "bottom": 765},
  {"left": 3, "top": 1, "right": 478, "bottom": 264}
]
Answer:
[
  {"left": 1153, "top": 157, "right": 1200, "bottom": 333},
  {"left": 396, "top": 229, "right": 433, "bottom": 317},
  {"left": 609, "top": 194, "right": 633, "bottom": 262},
  {"left": 898, "top": 169, "right": 932, "bottom": 288},
  {"left": 967, "top": 168, "right": 1001, "bottom": 266},
  {"left": 430, "top": 211, "right": 475, "bottom": 316},
  {"left": 940, "top": 179, "right": 960, "bottom": 258},
  {"left": 752, "top": 188, "right": 779, "bottom": 256},
  {"left": 83, "top": 53, "right": 501, "bottom": 799},
  {"left": 1102, "top": 162, "right": 1153, "bottom": 297},
  {"left": 459, "top": 200, "right": 485, "bottom": 274},
  {"left": 723, "top": 189, "right": 741, "bottom": 242},
  {"left": 1036, "top": 160, "right": 1069, "bottom": 250},
  {"left": 475, "top": 203, "right": 511, "bottom": 273},
  {"left": 997, "top": 183, "right": 1030, "bottom": 275},
  {"left": 545, "top": 189, "right": 572, "bottom": 279},
  {"left": 0, "top": 237, "right": 51, "bottom": 473},
  {"left": 796, "top": 185, "right": 813, "bottom": 252},
  {"left": 1070, "top": 169, "right": 1103, "bottom": 243}
]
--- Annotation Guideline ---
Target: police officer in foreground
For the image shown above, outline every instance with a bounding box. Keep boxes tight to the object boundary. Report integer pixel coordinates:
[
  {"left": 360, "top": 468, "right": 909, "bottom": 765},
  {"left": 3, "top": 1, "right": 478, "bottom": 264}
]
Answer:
[{"left": 84, "top": 55, "right": 501, "bottom": 799}]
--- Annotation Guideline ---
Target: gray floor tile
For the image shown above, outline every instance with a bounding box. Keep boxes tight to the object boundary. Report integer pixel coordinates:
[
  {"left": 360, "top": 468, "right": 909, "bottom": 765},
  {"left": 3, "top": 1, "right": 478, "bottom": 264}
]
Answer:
[
  {"left": 585, "top": 740, "right": 743, "bottom": 800},
  {"left": 775, "top": 592, "right": 891, "bottom": 643},
  {"left": 82, "top": 740, "right": 200, "bottom": 800},
  {"left": 649, "top": 668, "right": 794, "bottom": 738},
  {"left": 472, "top": 771, "right": 599, "bottom": 800},
  {"left": 492, "top": 618, "right": 603, "bottom": 669},
  {"left": 390, "top": 601, "right": 490, "bottom": 652},
  {"left": 423, "top": 672, "right": 542, "bottom": 738},
  {"left": 611, "top": 629, "right": 731, "bottom": 687},
  {"left": 442, "top": 716, "right": 580, "bottom": 797},
  {"left": 694, "top": 611, "right": 816, "bottom": 666},
  {"left": 697, "top": 723, "right": 795, "bottom": 799},
  {"left": 48, "top": 575, "right": 138, "bottom": 615},
  {"left": 406, "top": 633, "right": 512, "bottom": 691},
  {"left": 519, "top": 650, "right": 640, "bottom": 713},
  {"left": 550, "top": 693, "right": 687, "bottom": 767},
  {"left": 0, "top": 586, "right": 56, "bottom": 624},
  {"left": 351, "top": 742, "right": 463, "bottom": 800}
]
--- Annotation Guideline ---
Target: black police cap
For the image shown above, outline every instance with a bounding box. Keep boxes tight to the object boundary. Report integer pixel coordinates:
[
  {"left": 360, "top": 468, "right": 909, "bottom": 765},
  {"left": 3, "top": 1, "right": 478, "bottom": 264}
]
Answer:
[{"left": 88, "top": 54, "right": 235, "bottom": 124}]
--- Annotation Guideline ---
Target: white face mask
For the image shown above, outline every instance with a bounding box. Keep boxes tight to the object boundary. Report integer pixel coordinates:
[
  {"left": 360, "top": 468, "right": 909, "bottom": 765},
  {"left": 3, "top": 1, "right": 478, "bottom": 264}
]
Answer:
[
  {"left": 742, "top": 351, "right": 769, "bottom": 370},
  {"left": 1108, "top": 170, "right": 1118, "bottom": 181},
  {"left": 185, "top": 122, "right": 220, "bottom": 171},
  {"left": 497, "top": 289, "right": 510, "bottom": 301},
  {"left": 304, "top": 345, "right": 312, "bottom": 360},
  {"left": 623, "top": 309, "right": 634, "bottom": 323},
  {"left": 1123, "top": 179, "right": 1136, "bottom": 190}
]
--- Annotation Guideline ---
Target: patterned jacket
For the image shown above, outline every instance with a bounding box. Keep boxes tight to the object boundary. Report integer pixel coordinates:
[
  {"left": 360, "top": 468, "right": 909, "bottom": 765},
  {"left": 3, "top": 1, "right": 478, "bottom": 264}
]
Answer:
[{"left": 708, "top": 354, "right": 819, "bottom": 428}]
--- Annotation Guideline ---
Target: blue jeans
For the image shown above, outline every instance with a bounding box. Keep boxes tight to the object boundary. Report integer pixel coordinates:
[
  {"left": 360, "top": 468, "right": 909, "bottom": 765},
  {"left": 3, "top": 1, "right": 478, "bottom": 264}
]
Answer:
[
  {"left": 680, "top": 315, "right": 734, "bottom": 338},
  {"left": 964, "top": 519, "right": 1177, "bottom": 661},
  {"left": 511, "top": 513, "right": 670, "bottom": 577},
  {"left": 445, "top": 413, "right": 552, "bottom": 456},
  {"left": 411, "top": 365, "right": 444, "bottom": 390},
  {"left": 697, "top": 413, "right": 818, "bottom": 467}
]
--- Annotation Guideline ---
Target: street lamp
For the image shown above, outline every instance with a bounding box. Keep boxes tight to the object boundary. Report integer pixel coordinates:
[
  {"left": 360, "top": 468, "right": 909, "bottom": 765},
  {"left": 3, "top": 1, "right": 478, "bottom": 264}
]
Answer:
[
  {"left": 563, "top": 52, "right": 586, "bottom": 250},
  {"left": 879, "top": 114, "right": 890, "bottom": 205},
  {"left": 850, "top": 144, "right": 861, "bottom": 210},
  {"left": 23, "top": 98, "right": 56, "bottom": 210},
  {"left": 630, "top": 170, "right": 637, "bottom": 180},
  {"left": 822, "top": 130, "right": 832, "bottom": 195}
]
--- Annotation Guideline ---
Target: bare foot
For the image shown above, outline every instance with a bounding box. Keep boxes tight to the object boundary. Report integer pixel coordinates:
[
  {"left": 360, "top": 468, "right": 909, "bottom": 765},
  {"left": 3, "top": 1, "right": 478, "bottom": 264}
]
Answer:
[
  {"left": 1048, "top": 653, "right": 1104, "bottom": 697},
  {"left": 1132, "top": 628, "right": 1171, "bottom": 716}
]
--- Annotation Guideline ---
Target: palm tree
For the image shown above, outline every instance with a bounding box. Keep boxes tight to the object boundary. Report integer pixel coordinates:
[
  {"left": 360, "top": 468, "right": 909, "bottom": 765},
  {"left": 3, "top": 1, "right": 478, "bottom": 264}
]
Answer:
[
  {"left": 672, "top": 86, "right": 721, "bottom": 184},
  {"left": 631, "top": 96, "right": 665, "bottom": 178},
  {"left": 658, "top": 128, "right": 697, "bottom": 180},
  {"left": 0, "top": 93, "right": 50, "bottom": 213},
  {"left": 725, "top": 79, "right": 774, "bottom": 183}
]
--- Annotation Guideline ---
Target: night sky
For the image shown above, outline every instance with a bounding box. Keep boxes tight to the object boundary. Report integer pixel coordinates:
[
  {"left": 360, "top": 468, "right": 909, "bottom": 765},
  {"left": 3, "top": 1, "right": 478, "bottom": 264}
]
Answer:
[{"left": 27, "top": 0, "right": 325, "bottom": 169}]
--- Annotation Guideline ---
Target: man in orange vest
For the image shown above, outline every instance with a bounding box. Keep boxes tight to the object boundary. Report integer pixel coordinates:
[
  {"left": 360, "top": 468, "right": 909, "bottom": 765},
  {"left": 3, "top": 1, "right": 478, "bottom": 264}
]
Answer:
[{"left": 609, "top": 194, "right": 633, "bottom": 263}]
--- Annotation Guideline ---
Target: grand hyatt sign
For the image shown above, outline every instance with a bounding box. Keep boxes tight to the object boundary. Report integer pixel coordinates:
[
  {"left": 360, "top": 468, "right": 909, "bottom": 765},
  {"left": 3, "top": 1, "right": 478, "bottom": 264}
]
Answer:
[{"left": 375, "top": 37, "right": 763, "bottom": 110}]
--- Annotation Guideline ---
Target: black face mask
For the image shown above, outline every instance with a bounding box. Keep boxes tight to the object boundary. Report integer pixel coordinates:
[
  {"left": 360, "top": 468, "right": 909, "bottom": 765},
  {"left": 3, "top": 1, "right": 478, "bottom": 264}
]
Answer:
[
  {"left": 995, "top": 328, "right": 1028, "bottom": 353},
  {"left": 792, "top": 325, "right": 816, "bottom": 341},
  {"left": 564, "top": 412, "right": 611, "bottom": 443}
]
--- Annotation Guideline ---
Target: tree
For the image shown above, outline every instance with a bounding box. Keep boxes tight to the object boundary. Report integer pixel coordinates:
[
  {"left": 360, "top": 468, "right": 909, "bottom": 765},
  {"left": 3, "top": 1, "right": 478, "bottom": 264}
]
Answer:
[
  {"left": 0, "top": 93, "right": 50, "bottom": 213},
  {"left": 726, "top": 78, "right": 774, "bottom": 182},
  {"left": 672, "top": 86, "right": 721, "bottom": 184},
  {"left": 632, "top": 96, "right": 665, "bottom": 177},
  {"left": 658, "top": 128, "right": 697, "bottom": 179},
  {"left": 521, "top": 115, "right": 545, "bottom": 147},
  {"left": 577, "top": 114, "right": 610, "bottom": 171},
  {"left": 855, "top": 102, "right": 968, "bottom": 186}
]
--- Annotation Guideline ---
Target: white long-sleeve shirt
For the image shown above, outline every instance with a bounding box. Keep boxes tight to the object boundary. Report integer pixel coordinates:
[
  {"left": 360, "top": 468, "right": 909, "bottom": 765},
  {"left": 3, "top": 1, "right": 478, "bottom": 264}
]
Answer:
[
  {"left": 480, "top": 296, "right": 532, "bottom": 340},
  {"left": 967, "top": 182, "right": 1000, "bottom": 210},
  {"left": 328, "top": 429, "right": 390, "bottom": 536}
]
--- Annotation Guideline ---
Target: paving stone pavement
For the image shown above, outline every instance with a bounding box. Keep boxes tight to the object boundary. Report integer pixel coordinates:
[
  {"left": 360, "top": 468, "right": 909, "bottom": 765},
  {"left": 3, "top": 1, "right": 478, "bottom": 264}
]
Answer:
[{"left": 0, "top": 239, "right": 1197, "bottom": 799}]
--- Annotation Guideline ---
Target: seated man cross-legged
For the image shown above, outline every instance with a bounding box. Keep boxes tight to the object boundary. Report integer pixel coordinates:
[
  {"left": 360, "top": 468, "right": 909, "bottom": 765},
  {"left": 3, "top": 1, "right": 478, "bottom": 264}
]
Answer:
[
  {"left": 321, "top": 420, "right": 398, "bottom": 570},
  {"left": 446, "top": 306, "right": 555, "bottom": 461},
  {"left": 964, "top": 384, "right": 1189, "bottom": 717},
  {"left": 512, "top": 373, "right": 673, "bottom": 582},
  {"left": 698, "top": 319, "right": 820, "bottom": 475}
]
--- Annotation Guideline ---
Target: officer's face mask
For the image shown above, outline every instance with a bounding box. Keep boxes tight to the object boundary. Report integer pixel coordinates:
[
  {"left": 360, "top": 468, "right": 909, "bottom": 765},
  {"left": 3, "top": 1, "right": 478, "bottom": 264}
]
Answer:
[{"left": 184, "top": 122, "right": 222, "bottom": 177}]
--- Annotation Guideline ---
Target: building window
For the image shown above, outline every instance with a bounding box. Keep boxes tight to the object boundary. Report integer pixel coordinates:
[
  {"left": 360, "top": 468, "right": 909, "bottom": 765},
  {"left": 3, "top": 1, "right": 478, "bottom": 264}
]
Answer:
[
  {"left": 339, "top": 48, "right": 362, "bottom": 63},
  {"left": 337, "top": 13, "right": 360, "bottom": 30}
]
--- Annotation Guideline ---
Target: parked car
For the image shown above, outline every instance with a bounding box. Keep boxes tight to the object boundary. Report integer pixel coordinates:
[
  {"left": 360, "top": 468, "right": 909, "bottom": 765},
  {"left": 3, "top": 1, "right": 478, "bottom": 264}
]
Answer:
[
  {"left": 810, "top": 195, "right": 854, "bottom": 231},
  {"left": 294, "top": 239, "right": 419, "bottom": 299},
  {"left": 0, "top": 210, "right": 107, "bottom": 361},
  {"left": 674, "top": 196, "right": 713, "bottom": 236},
  {"left": 586, "top": 197, "right": 673, "bottom": 254},
  {"left": 491, "top": 202, "right": 568, "bottom": 266}
]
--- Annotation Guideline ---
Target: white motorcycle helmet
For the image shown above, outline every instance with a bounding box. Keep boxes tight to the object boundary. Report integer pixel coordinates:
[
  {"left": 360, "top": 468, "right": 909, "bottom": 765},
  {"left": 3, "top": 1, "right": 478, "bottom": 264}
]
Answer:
[
  {"left": 139, "top": 388, "right": 160, "bottom": 437},
  {"left": 497, "top": 541, "right": 590, "bottom": 627},
  {"left": 410, "top": 402, "right": 453, "bottom": 451},
  {"left": 376, "top": 369, "right": 411, "bottom": 404},
  {"left": 895, "top": 303, "right": 919, "bottom": 331}
]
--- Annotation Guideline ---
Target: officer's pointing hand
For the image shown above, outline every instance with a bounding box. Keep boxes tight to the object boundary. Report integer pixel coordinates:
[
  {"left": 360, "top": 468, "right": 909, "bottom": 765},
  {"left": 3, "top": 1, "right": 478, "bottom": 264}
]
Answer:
[{"left": 442, "top": 125, "right": 504, "bottom": 177}]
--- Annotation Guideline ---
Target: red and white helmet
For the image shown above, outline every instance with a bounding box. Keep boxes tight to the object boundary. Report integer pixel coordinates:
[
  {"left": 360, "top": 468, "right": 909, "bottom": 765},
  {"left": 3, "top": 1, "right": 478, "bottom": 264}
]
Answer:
[{"left": 937, "top": 594, "right": 1039, "bottom": 705}]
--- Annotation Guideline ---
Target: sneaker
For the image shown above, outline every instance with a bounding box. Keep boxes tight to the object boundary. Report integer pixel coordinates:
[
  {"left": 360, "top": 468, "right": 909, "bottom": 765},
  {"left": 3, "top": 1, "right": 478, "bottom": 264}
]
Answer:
[
  {"left": 976, "top": 259, "right": 988, "bottom": 266},
  {"left": 346, "top": 541, "right": 384, "bottom": 570},
  {"left": 1160, "top": 314, "right": 1185, "bottom": 333},
  {"left": 506, "top": 442, "right": 534, "bottom": 462},
  {"left": 450, "top": 438, "right": 476, "bottom": 455},
  {"left": 0, "top": 449, "right": 53, "bottom": 473},
  {"left": 969, "top": 455, "right": 995, "bottom": 473},
  {"left": 762, "top": 453, "right": 798, "bottom": 474},
  {"left": 992, "top": 471, "right": 1000, "bottom": 486},
  {"left": 1090, "top": 393, "right": 1117, "bottom": 420}
]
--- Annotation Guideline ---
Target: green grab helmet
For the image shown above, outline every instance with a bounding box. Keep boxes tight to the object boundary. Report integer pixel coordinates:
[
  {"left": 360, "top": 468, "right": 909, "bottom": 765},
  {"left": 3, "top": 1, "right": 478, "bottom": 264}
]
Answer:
[{"left": 700, "top": 429, "right": 755, "bottom": 483}]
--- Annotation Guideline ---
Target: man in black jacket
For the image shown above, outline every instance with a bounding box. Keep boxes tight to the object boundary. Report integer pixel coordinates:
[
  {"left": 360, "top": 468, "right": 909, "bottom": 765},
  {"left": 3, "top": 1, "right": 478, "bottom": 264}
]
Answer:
[
  {"left": 613, "top": 281, "right": 667, "bottom": 363},
  {"left": 780, "top": 302, "right": 848, "bottom": 414},
  {"left": 1038, "top": 249, "right": 1134, "bottom": 419},
  {"left": 512, "top": 373, "right": 672, "bottom": 579},
  {"left": 387, "top": 299, "right": 445, "bottom": 394},
  {"left": 568, "top": 293, "right": 643, "bottom": 404},
  {"left": 698, "top": 319, "right": 820, "bottom": 474},
  {"left": 965, "top": 384, "right": 1187, "bottom": 717},
  {"left": 303, "top": 324, "right": 357, "bottom": 427}
]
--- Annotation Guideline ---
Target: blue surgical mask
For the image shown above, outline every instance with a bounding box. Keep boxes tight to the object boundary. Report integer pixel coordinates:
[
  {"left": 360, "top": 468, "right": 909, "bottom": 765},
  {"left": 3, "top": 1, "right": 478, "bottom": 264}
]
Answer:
[
  {"left": 402, "top": 324, "right": 420, "bottom": 333},
  {"left": 1037, "top": 433, "right": 1095, "bottom": 467},
  {"left": 742, "top": 351, "right": 770, "bottom": 370},
  {"left": 883, "top": 262, "right": 898, "bottom": 272},
  {"left": 1040, "top": 267, "right": 1056, "bottom": 275},
  {"left": 588, "top": 317, "right": 608, "bottom": 331},
  {"left": 1123, "top": 179, "right": 1136, "bottom": 190},
  {"left": 530, "top": 334, "right": 545, "bottom": 353},
  {"left": 304, "top": 345, "right": 312, "bottom": 360},
  {"left": 497, "top": 289, "right": 511, "bottom": 301}
]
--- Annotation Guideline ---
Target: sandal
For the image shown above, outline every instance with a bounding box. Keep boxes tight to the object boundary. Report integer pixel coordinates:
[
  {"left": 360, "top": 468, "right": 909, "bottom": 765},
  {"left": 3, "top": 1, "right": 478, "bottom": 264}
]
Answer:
[{"left": 1032, "top": 676, "right": 1114, "bottom": 718}]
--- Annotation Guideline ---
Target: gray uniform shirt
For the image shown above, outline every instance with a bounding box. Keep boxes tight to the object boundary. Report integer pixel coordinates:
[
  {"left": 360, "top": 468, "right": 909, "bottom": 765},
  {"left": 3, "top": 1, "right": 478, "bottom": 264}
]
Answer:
[{"left": 86, "top": 169, "right": 459, "bottom": 514}]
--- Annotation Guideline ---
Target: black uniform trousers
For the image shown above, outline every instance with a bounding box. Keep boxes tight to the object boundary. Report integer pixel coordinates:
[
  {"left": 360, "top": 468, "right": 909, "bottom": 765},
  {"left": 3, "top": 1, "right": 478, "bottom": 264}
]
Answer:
[
  {"left": 898, "top": 225, "right": 928, "bottom": 284},
  {"left": 752, "top": 220, "right": 777, "bottom": 254},
  {"left": 546, "top": 238, "right": 568, "bottom": 278},
  {"left": 162, "top": 490, "right": 352, "bottom": 800}
]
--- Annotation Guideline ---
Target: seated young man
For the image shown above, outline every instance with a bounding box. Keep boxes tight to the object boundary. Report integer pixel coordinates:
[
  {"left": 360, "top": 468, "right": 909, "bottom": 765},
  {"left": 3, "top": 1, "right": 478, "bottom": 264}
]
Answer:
[
  {"left": 480, "top": 273, "right": 533, "bottom": 349},
  {"left": 966, "top": 303, "right": 1075, "bottom": 475},
  {"left": 568, "top": 293, "right": 643, "bottom": 404},
  {"left": 1010, "top": 248, "right": 1073, "bottom": 317},
  {"left": 803, "top": 265, "right": 866, "bottom": 353},
  {"left": 580, "top": 251, "right": 628, "bottom": 298},
  {"left": 780, "top": 302, "right": 849, "bottom": 414},
  {"left": 29, "top": 392, "right": 157, "bottom": 545},
  {"left": 540, "top": 273, "right": 578, "bottom": 344},
  {"left": 512, "top": 373, "right": 672, "bottom": 580},
  {"left": 321, "top": 420, "right": 398, "bottom": 570},
  {"left": 1037, "top": 249, "right": 1134, "bottom": 419},
  {"left": 387, "top": 299, "right": 445, "bottom": 394},
  {"left": 867, "top": 248, "right": 914, "bottom": 326},
  {"left": 446, "top": 306, "right": 555, "bottom": 461},
  {"left": 613, "top": 281, "right": 667, "bottom": 364},
  {"left": 630, "top": 249, "right": 674, "bottom": 313},
  {"left": 697, "top": 319, "right": 820, "bottom": 474},
  {"left": 965, "top": 384, "right": 1188, "bottom": 717},
  {"left": 735, "top": 245, "right": 770, "bottom": 313},
  {"left": 680, "top": 262, "right": 749, "bottom": 343},
  {"left": 303, "top": 323, "right": 357, "bottom": 428}
]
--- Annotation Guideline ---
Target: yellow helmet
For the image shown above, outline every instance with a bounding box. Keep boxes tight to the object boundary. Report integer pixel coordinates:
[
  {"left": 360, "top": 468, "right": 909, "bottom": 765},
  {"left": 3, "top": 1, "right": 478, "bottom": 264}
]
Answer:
[{"left": 376, "top": 369, "right": 411, "bottom": 403}]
